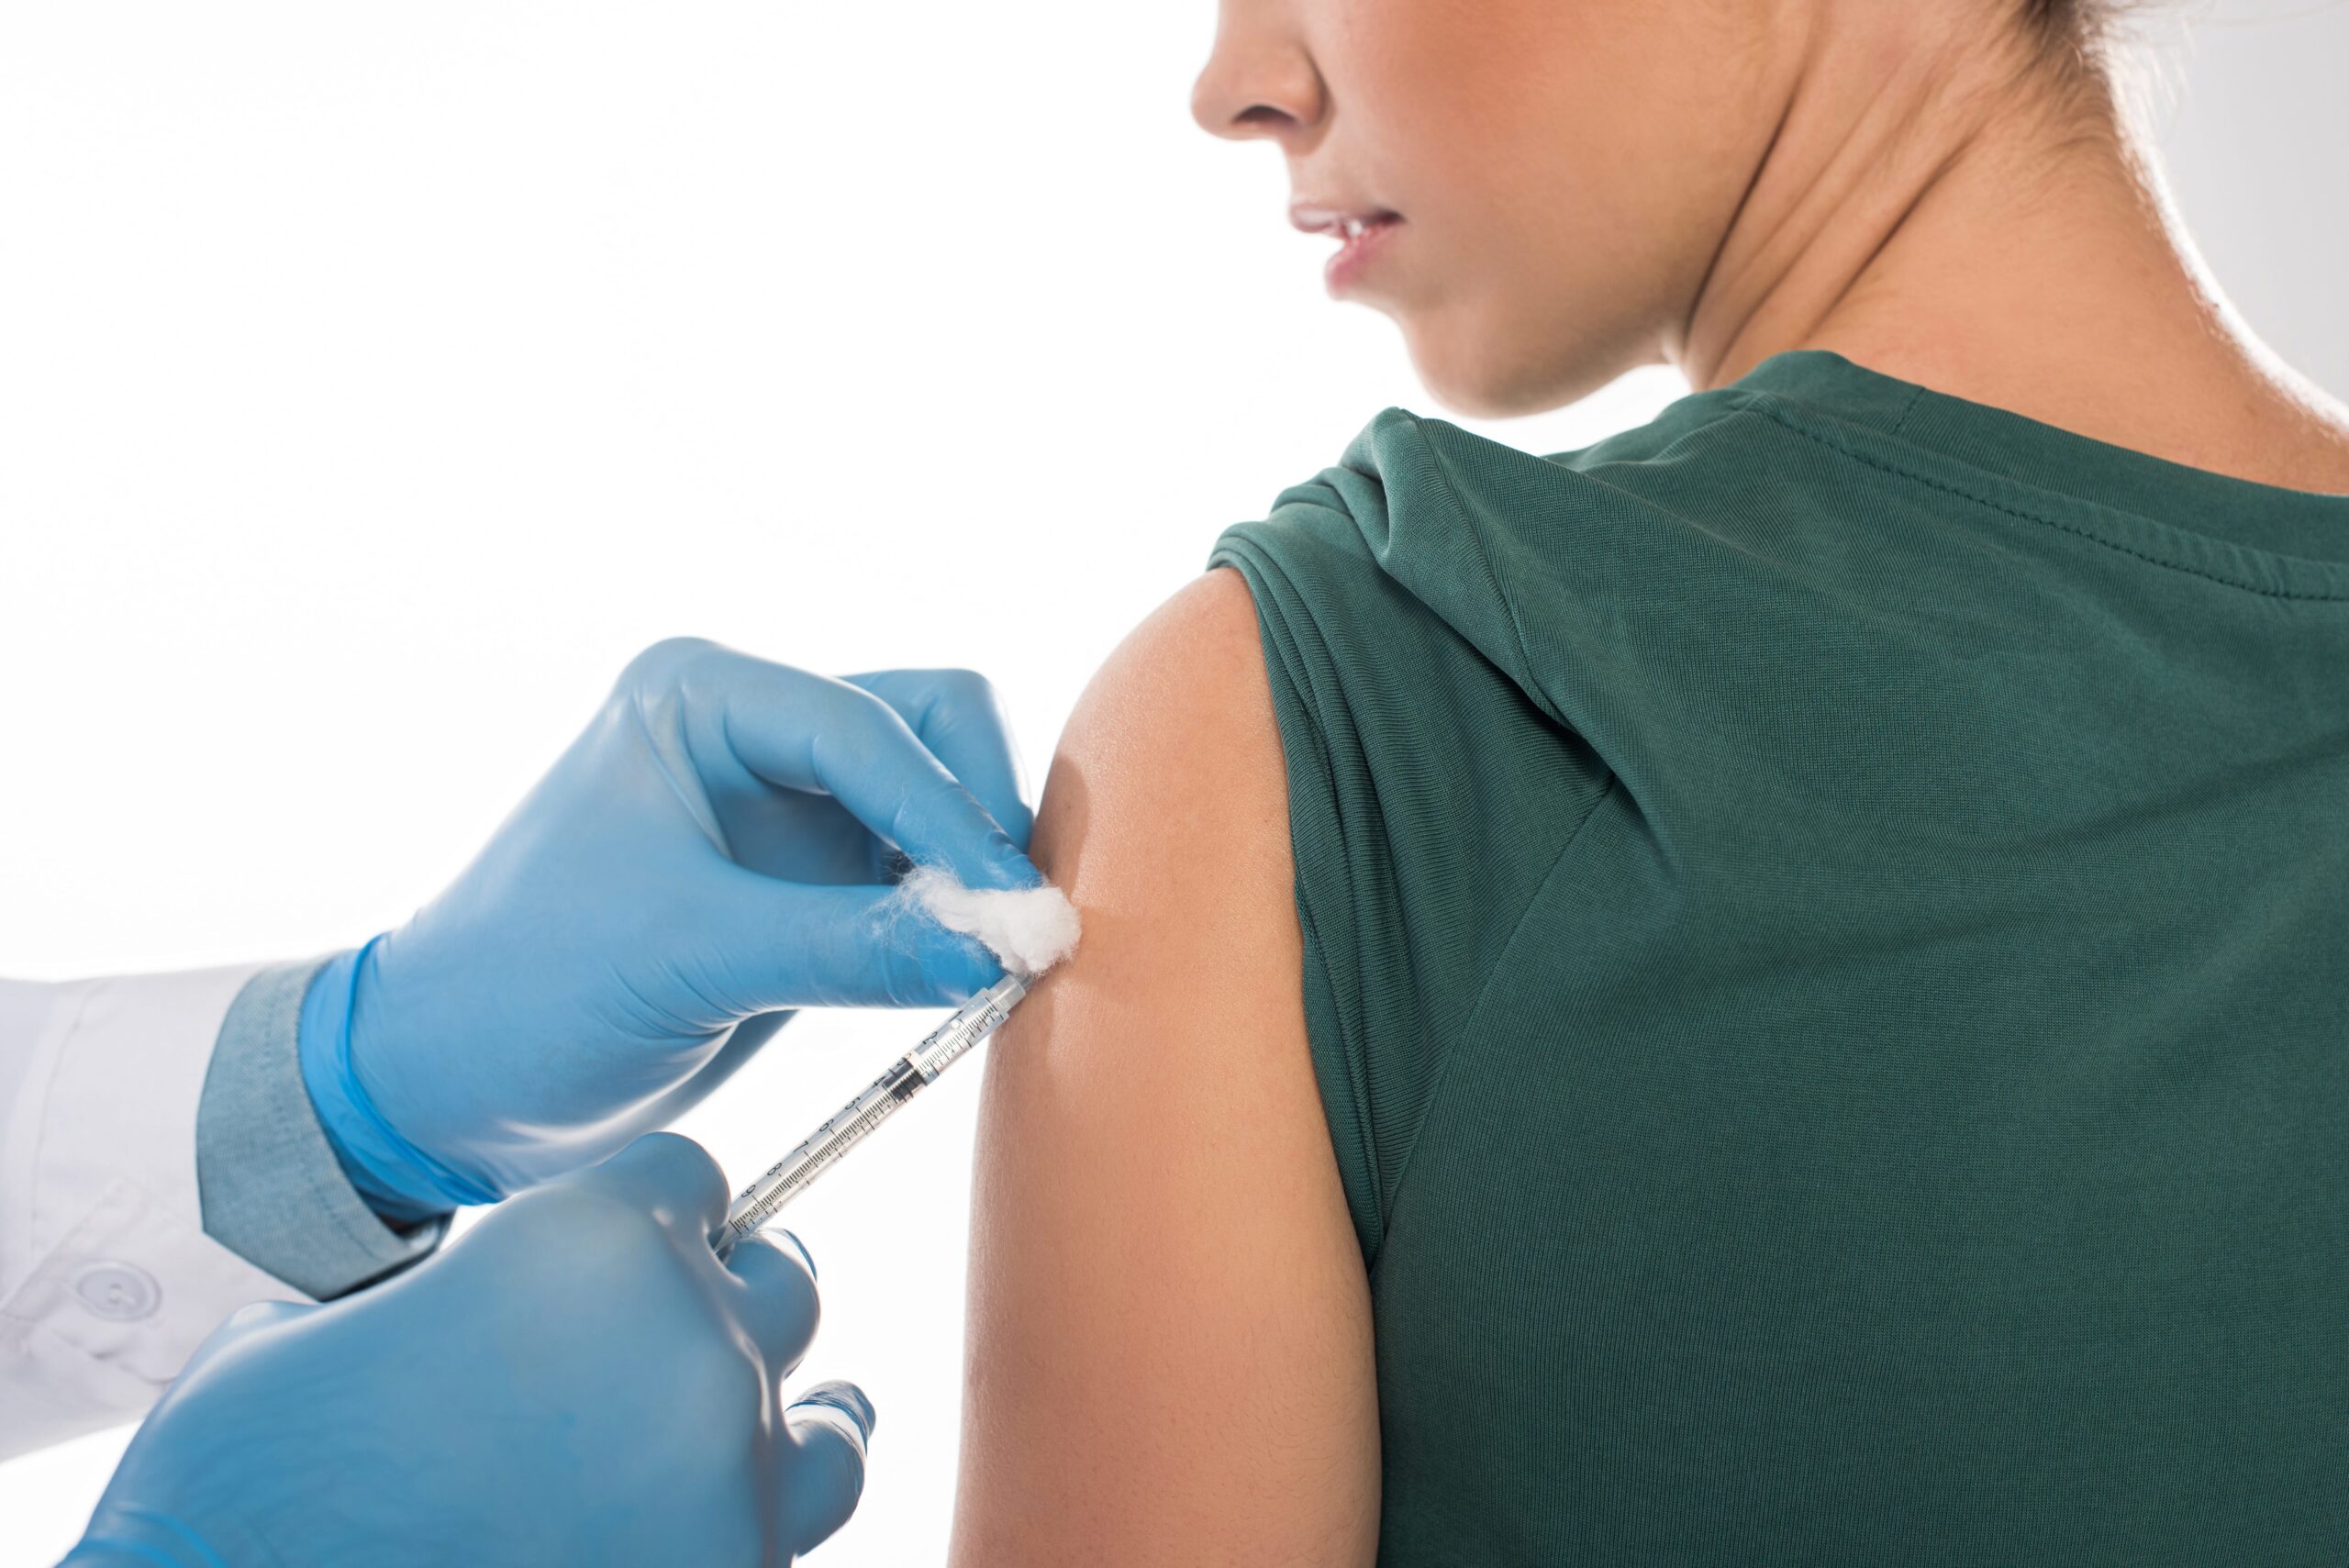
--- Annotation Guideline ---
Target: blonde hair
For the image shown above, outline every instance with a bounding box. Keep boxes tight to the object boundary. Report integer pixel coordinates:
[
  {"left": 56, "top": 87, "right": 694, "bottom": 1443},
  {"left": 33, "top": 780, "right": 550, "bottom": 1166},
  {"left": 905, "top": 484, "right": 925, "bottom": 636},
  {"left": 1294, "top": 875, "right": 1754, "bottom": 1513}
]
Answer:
[
  {"left": 2019, "top": 0, "right": 2132, "bottom": 67},
  {"left": 2013, "top": 0, "right": 2150, "bottom": 116}
]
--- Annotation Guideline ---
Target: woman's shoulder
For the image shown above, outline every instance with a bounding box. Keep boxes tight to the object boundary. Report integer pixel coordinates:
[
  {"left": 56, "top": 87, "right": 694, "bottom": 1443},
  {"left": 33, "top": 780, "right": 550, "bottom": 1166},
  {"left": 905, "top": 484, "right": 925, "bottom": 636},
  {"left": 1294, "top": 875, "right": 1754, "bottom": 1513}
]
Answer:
[
  {"left": 1231, "top": 389, "right": 1783, "bottom": 547},
  {"left": 1208, "top": 391, "right": 1824, "bottom": 717}
]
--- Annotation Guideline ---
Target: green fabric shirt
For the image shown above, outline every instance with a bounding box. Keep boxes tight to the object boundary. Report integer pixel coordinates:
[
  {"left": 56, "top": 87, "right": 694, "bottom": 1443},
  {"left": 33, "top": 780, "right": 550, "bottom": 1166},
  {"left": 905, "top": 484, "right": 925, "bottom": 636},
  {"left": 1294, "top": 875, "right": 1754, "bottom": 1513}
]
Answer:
[{"left": 1207, "top": 350, "right": 2349, "bottom": 1566}]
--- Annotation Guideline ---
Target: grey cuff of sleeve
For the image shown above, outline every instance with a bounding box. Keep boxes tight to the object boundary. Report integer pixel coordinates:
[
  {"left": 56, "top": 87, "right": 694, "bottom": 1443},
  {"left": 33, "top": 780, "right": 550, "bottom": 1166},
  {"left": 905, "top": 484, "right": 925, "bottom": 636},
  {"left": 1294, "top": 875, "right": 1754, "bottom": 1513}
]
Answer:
[{"left": 195, "top": 955, "right": 449, "bottom": 1299}]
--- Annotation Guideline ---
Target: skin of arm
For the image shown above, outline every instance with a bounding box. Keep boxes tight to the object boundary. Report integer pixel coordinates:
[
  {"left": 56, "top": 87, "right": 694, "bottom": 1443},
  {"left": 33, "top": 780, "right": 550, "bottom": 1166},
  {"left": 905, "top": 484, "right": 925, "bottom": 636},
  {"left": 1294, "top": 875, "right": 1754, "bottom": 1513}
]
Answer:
[{"left": 948, "top": 566, "right": 1381, "bottom": 1568}]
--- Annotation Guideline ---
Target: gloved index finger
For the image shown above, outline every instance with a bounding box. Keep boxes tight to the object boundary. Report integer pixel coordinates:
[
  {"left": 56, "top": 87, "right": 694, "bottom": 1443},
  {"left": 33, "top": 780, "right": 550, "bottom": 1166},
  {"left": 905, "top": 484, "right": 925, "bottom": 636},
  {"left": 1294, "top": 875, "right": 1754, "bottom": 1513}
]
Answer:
[
  {"left": 714, "top": 656, "right": 1039, "bottom": 895},
  {"left": 718, "top": 1232, "right": 822, "bottom": 1375},
  {"left": 842, "top": 670, "right": 1035, "bottom": 853}
]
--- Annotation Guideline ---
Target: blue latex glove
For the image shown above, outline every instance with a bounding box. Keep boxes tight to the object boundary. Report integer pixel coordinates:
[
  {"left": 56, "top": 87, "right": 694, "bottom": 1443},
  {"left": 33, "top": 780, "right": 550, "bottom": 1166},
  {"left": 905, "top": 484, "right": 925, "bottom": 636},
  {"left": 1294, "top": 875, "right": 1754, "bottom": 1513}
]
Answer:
[
  {"left": 64, "top": 1134, "right": 871, "bottom": 1568},
  {"left": 301, "top": 638, "right": 1042, "bottom": 1220}
]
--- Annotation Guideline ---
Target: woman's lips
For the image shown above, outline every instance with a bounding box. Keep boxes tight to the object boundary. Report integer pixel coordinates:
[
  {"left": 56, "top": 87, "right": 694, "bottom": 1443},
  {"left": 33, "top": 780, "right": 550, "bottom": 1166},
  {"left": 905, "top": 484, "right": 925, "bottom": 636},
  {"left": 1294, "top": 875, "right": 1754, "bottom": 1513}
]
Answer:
[
  {"left": 1322, "top": 213, "right": 1404, "bottom": 295},
  {"left": 1288, "top": 201, "right": 1407, "bottom": 296}
]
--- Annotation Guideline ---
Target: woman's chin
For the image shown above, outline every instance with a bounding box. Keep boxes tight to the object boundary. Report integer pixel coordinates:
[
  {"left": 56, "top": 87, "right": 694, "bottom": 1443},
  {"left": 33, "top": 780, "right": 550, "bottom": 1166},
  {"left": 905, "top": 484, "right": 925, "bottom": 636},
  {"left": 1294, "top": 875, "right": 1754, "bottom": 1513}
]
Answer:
[
  {"left": 1403, "top": 324, "right": 1561, "bottom": 420},
  {"left": 1401, "top": 305, "right": 1638, "bottom": 421}
]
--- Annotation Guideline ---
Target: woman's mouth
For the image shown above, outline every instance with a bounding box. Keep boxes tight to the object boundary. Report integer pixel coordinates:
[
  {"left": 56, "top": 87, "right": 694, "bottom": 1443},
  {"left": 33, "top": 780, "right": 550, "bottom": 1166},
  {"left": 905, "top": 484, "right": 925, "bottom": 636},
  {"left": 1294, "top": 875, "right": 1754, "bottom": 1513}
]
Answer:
[
  {"left": 1288, "top": 202, "right": 1407, "bottom": 296},
  {"left": 1324, "top": 213, "right": 1404, "bottom": 295}
]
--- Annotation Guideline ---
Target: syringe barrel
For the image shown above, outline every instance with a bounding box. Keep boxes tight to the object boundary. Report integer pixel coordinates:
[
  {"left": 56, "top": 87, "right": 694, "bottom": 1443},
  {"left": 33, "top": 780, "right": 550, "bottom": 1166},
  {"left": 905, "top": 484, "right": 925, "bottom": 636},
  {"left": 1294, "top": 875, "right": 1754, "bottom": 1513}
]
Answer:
[
  {"left": 718, "top": 1059, "right": 922, "bottom": 1249},
  {"left": 909, "top": 973, "right": 1028, "bottom": 1081},
  {"left": 713, "top": 973, "right": 1031, "bottom": 1255}
]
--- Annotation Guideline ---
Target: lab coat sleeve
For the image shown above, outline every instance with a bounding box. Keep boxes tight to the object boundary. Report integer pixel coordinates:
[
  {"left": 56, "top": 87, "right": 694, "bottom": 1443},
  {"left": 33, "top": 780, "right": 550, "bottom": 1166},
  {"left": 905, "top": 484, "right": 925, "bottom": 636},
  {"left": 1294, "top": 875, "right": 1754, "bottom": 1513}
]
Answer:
[
  {"left": 0, "top": 960, "right": 441, "bottom": 1462},
  {"left": 193, "top": 955, "right": 446, "bottom": 1300}
]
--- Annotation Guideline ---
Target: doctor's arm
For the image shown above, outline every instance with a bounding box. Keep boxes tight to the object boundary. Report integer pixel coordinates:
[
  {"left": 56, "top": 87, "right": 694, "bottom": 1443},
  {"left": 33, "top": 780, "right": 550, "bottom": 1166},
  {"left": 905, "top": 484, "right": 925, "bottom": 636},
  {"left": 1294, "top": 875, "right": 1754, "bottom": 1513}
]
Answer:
[
  {"left": 949, "top": 568, "right": 1381, "bottom": 1567},
  {"left": 1, "top": 640, "right": 1042, "bottom": 1462},
  {"left": 0, "top": 962, "right": 421, "bottom": 1463}
]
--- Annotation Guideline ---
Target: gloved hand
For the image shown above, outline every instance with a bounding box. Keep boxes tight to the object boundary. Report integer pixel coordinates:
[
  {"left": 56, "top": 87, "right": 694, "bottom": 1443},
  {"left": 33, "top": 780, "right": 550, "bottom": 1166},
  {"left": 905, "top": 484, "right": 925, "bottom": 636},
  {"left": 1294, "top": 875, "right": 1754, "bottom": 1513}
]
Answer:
[
  {"left": 64, "top": 1134, "right": 872, "bottom": 1568},
  {"left": 300, "top": 637, "right": 1042, "bottom": 1219}
]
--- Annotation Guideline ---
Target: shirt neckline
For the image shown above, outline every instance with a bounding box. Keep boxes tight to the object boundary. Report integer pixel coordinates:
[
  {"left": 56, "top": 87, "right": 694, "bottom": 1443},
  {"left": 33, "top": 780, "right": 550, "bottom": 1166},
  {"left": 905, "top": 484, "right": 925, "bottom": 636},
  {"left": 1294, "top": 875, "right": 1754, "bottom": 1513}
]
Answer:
[{"left": 1728, "top": 349, "right": 2349, "bottom": 575}]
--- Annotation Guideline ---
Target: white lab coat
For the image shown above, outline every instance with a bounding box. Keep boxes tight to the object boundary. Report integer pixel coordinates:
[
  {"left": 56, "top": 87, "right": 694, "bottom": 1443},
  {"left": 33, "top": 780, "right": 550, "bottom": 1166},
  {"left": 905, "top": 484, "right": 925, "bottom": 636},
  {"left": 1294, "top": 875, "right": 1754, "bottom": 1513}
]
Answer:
[{"left": 0, "top": 965, "right": 310, "bottom": 1461}]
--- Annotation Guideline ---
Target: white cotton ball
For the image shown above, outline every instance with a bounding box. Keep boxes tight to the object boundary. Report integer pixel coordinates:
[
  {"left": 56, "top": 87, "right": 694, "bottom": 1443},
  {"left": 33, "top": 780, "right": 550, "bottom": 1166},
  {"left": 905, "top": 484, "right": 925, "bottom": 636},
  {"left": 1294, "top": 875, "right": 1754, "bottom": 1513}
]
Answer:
[{"left": 899, "top": 864, "right": 1083, "bottom": 977}]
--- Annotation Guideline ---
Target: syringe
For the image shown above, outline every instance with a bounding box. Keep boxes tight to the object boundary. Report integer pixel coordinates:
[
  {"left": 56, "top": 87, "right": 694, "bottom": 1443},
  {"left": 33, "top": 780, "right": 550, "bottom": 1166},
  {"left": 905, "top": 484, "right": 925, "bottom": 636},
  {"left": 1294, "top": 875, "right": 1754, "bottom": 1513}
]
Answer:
[{"left": 714, "top": 972, "right": 1030, "bottom": 1258}]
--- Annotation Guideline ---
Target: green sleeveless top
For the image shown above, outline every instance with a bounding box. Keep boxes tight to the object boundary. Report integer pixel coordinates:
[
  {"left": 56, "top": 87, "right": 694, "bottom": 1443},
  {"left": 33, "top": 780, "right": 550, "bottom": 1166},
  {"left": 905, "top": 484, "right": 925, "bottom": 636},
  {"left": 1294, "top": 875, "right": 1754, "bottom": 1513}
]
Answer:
[{"left": 1207, "top": 350, "right": 2349, "bottom": 1566}]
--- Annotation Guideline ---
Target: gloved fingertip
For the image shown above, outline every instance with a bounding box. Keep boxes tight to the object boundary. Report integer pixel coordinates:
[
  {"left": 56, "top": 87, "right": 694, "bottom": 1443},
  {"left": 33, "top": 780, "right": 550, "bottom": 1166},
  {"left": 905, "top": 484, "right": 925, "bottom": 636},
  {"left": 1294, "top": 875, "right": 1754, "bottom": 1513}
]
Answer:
[
  {"left": 777, "top": 1381, "right": 874, "bottom": 1557},
  {"left": 938, "top": 940, "right": 1010, "bottom": 1005},
  {"left": 892, "top": 919, "right": 1005, "bottom": 1006},
  {"left": 987, "top": 836, "right": 1048, "bottom": 893},
  {"left": 993, "top": 798, "right": 1037, "bottom": 857},
  {"left": 717, "top": 1236, "right": 822, "bottom": 1373},
  {"left": 789, "top": 1379, "right": 876, "bottom": 1447},
  {"left": 778, "top": 1229, "right": 817, "bottom": 1283}
]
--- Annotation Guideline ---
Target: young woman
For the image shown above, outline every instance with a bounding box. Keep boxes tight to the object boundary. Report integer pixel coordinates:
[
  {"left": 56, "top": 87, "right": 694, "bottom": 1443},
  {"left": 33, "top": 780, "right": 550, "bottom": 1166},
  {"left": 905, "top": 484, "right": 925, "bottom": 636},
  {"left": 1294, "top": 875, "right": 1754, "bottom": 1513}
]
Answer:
[{"left": 952, "top": 2, "right": 2349, "bottom": 1562}]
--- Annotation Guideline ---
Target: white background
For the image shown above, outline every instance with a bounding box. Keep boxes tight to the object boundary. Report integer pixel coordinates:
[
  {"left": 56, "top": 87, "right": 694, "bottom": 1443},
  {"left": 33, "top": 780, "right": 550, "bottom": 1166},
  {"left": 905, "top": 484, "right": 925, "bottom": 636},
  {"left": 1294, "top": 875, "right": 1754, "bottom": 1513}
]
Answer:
[{"left": 2, "top": 3, "right": 2341, "bottom": 1562}]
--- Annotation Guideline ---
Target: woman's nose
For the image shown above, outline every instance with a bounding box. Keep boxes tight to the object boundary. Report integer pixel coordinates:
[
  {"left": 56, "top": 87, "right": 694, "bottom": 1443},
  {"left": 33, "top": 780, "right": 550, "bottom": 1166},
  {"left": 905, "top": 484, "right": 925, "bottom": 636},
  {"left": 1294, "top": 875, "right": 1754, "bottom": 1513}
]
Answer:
[{"left": 1189, "top": 17, "right": 1325, "bottom": 145}]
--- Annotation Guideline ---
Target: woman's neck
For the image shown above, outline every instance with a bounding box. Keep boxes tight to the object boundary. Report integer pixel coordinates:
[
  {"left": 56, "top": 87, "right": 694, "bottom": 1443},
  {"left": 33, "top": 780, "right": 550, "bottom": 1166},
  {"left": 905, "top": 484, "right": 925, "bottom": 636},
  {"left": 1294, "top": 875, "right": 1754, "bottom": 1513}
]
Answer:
[{"left": 1672, "top": 9, "right": 2349, "bottom": 494}]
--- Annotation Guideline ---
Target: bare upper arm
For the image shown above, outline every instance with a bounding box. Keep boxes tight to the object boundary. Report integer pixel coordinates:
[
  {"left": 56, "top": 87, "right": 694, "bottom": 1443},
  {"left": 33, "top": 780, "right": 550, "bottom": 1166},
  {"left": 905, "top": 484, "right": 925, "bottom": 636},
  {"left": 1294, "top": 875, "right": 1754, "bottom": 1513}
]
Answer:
[{"left": 948, "top": 565, "right": 1380, "bottom": 1567}]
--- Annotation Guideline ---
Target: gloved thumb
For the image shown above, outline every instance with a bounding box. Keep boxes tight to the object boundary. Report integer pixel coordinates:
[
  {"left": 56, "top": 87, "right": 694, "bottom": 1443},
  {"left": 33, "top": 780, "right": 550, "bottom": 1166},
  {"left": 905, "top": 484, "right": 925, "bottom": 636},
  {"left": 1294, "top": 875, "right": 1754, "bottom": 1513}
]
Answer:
[
  {"left": 774, "top": 1380, "right": 874, "bottom": 1559},
  {"left": 701, "top": 865, "right": 1007, "bottom": 1011}
]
